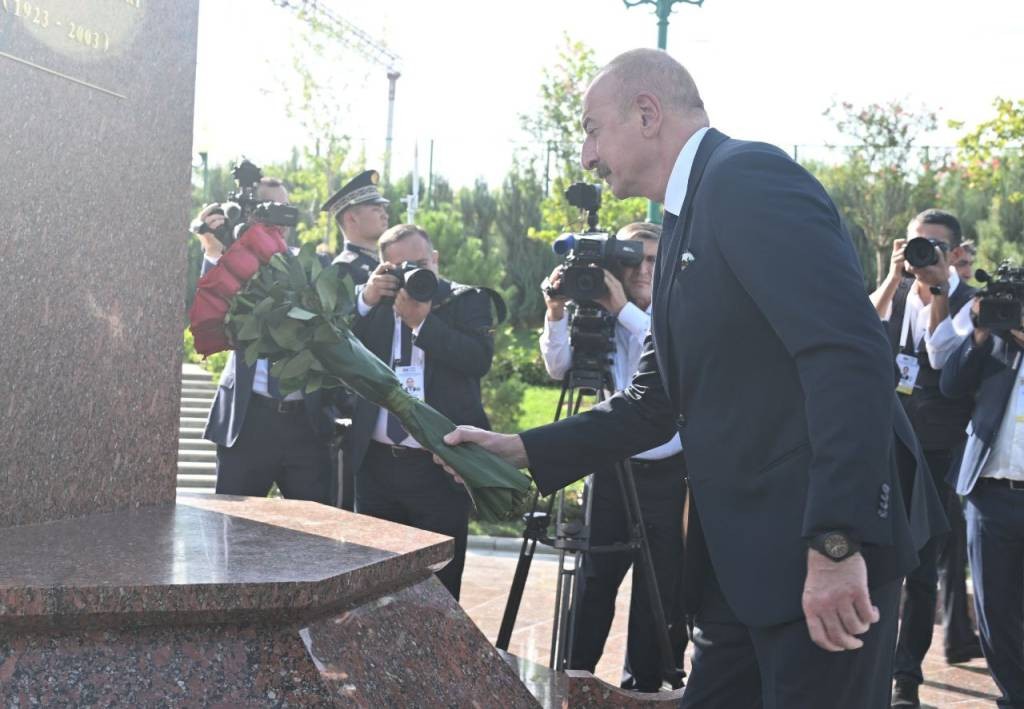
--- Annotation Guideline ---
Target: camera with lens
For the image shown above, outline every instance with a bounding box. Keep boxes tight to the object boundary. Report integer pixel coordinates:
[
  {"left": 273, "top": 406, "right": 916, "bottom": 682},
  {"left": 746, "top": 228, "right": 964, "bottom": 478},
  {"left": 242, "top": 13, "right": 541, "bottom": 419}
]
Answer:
[
  {"left": 975, "top": 261, "right": 1024, "bottom": 331},
  {"left": 544, "top": 182, "right": 644, "bottom": 302},
  {"left": 383, "top": 261, "right": 438, "bottom": 303},
  {"left": 904, "top": 236, "right": 951, "bottom": 269},
  {"left": 189, "top": 158, "right": 299, "bottom": 248}
]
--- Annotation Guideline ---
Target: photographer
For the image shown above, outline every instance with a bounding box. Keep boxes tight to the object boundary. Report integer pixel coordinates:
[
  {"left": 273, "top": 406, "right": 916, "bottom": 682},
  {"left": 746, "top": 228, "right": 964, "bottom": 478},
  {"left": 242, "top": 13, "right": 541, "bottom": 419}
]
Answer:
[
  {"left": 195, "top": 177, "right": 336, "bottom": 503},
  {"left": 940, "top": 302, "right": 1024, "bottom": 709},
  {"left": 343, "top": 224, "right": 498, "bottom": 600},
  {"left": 869, "top": 209, "right": 981, "bottom": 706},
  {"left": 540, "top": 221, "right": 687, "bottom": 693}
]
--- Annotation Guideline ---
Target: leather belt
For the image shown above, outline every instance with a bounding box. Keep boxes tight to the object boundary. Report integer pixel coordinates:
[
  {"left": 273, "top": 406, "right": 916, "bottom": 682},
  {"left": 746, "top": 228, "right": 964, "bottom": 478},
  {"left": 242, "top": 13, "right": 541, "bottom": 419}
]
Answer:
[
  {"left": 250, "top": 395, "right": 305, "bottom": 415},
  {"left": 977, "top": 477, "right": 1024, "bottom": 492},
  {"left": 370, "top": 440, "right": 433, "bottom": 460}
]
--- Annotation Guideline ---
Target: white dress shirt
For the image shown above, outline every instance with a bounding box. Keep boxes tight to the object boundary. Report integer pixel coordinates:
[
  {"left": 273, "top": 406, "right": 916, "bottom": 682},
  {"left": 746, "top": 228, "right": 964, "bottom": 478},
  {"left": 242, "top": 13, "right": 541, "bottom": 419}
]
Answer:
[
  {"left": 370, "top": 312, "right": 426, "bottom": 448},
  {"left": 980, "top": 352, "right": 1024, "bottom": 482},
  {"left": 882, "top": 269, "right": 973, "bottom": 370},
  {"left": 664, "top": 126, "right": 711, "bottom": 216},
  {"left": 540, "top": 302, "right": 682, "bottom": 461}
]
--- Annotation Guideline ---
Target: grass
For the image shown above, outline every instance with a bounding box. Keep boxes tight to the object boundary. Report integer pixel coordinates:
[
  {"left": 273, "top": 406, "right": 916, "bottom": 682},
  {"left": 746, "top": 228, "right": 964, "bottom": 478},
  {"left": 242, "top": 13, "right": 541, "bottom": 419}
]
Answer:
[{"left": 517, "top": 385, "right": 564, "bottom": 430}]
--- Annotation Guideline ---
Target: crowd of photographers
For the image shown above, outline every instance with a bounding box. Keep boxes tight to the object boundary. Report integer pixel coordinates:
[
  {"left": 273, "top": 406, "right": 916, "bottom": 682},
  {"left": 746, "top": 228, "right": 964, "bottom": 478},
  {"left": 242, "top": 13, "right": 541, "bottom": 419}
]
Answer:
[{"left": 191, "top": 158, "right": 1024, "bottom": 703}]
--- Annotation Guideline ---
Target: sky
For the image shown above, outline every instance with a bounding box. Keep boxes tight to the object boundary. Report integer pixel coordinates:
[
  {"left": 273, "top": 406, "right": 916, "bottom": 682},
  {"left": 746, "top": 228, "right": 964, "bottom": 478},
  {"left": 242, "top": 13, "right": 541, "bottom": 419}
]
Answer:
[{"left": 193, "top": 0, "right": 1024, "bottom": 190}]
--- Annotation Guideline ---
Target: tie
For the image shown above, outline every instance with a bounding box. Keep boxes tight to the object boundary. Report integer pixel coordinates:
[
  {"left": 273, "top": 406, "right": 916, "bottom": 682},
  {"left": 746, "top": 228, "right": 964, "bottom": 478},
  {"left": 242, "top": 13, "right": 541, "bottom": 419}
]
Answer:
[
  {"left": 385, "top": 324, "right": 413, "bottom": 445},
  {"left": 662, "top": 209, "right": 679, "bottom": 239}
]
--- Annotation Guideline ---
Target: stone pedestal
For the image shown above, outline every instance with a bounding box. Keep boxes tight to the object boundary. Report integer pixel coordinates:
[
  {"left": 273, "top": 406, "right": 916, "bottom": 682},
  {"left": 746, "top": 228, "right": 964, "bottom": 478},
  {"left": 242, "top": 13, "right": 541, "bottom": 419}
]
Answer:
[{"left": 0, "top": 495, "right": 537, "bottom": 706}]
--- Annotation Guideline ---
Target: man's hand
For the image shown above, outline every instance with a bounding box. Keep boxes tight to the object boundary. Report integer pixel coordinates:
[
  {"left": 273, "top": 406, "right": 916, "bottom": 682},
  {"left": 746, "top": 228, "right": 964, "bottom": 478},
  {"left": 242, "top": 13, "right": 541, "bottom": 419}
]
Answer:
[
  {"left": 802, "top": 549, "right": 879, "bottom": 652},
  {"left": 595, "top": 269, "right": 628, "bottom": 315},
  {"left": 363, "top": 262, "right": 400, "bottom": 306},
  {"left": 542, "top": 266, "right": 568, "bottom": 321},
  {"left": 886, "top": 238, "right": 907, "bottom": 282},
  {"left": 395, "top": 288, "right": 431, "bottom": 330},
  {"left": 971, "top": 297, "right": 991, "bottom": 346},
  {"left": 195, "top": 204, "right": 227, "bottom": 260},
  {"left": 436, "top": 426, "right": 530, "bottom": 470}
]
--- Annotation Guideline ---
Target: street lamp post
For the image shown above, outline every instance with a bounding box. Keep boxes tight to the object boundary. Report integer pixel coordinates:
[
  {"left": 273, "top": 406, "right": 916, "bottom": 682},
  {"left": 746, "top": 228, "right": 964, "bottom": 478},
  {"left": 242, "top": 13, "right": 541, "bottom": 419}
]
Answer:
[{"left": 623, "top": 0, "right": 705, "bottom": 223}]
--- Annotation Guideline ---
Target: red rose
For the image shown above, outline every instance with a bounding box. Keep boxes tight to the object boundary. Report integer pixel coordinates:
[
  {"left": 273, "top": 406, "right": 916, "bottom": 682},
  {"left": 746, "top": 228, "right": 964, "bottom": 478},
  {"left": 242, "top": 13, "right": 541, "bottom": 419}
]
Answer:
[
  {"left": 219, "top": 242, "right": 261, "bottom": 282},
  {"left": 188, "top": 287, "right": 230, "bottom": 328},
  {"left": 191, "top": 320, "right": 231, "bottom": 356},
  {"left": 197, "top": 265, "right": 243, "bottom": 301},
  {"left": 240, "top": 223, "right": 288, "bottom": 264}
]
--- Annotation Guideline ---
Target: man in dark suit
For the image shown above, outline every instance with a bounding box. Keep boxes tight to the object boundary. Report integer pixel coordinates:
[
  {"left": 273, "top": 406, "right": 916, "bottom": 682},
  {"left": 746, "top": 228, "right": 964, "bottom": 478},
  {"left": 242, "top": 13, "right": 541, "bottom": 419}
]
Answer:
[
  {"left": 869, "top": 209, "right": 981, "bottom": 706},
  {"left": 344, "top": 223, "right": 496, "bottom": 600},
  {"left": 942, "top": 317, "right": 1024, "bottom": 709},
  {"left": 196, "top": 178, "right": 336, "bottom": 503},
  {"left": 322, "top": 169, "right": 391, "bottom": 510},
  {"left": 442, "top": 48, "right": 946, "bottom": 707}
]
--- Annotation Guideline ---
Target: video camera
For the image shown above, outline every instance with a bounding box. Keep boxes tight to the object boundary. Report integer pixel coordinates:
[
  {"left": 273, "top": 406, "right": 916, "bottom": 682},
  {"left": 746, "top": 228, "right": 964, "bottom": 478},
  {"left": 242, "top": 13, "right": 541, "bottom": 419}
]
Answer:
[
  {"left": 190, "top": 158, "right": 299, "bottom": 248},
  {"left": 975, "top": 261, "right": 1024, "bottom": 331},
  {"left": 544, "top": 183, "right": 643, "bottom": 302}
]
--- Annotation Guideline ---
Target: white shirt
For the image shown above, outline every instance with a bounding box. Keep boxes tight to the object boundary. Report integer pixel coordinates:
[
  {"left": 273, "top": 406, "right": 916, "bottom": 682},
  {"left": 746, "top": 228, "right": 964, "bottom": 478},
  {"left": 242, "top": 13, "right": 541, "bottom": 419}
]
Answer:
[
  {"left": 539, "top": 302, "right": 683, "bottom": 461},
  {"left": 882, "top": 268, "right": 973, "bottom": 370},
  {"left": 204, "top": 255, "right": 301, "bottom": 401},
  {"left": 980, "top": 352, "right": 1024, "bottom": 482},
  {"left": 664, "top": 126, "right": 711, "bottom": 216}
]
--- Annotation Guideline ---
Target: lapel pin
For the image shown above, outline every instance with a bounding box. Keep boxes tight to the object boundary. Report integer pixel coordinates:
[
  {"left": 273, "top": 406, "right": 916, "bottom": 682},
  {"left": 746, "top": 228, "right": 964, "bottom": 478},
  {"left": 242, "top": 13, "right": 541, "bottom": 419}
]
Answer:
[{"left": 679, "top": 251, "right": 696, "bottom": 270}]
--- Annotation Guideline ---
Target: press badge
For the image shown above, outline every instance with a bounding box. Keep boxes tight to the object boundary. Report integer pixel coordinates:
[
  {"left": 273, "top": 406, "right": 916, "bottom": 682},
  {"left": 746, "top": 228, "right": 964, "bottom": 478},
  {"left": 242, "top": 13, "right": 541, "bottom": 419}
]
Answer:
[
  {"left": 396, "top": 365, "right": 425, "bottom": 402},
  {"left": 895, "top": 353, "right": 920, "bottom": 395}
]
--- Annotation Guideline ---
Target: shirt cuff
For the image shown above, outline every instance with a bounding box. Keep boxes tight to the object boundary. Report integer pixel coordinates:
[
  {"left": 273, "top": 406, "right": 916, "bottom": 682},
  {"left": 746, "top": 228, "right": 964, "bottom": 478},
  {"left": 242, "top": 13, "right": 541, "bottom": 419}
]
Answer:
[
  {"left": 356, "top": 292, "right": 372, "bottom": 317},
  {"left": 204, "top": 254, "right": 220, "bottom": 266},
  {"left": 616, "top": 302, "right": 650, "bottom": 336}
]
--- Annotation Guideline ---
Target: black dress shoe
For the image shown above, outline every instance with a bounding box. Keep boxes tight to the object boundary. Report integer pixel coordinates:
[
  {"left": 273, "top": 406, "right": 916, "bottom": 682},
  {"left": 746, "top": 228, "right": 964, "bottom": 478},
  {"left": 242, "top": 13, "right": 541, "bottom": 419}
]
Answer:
[
  {"left": 946, "top": 642, "right": 984, "bottom": 664},
  {"left": 891, "top": 679, "right": 920, "bottom": 707}
]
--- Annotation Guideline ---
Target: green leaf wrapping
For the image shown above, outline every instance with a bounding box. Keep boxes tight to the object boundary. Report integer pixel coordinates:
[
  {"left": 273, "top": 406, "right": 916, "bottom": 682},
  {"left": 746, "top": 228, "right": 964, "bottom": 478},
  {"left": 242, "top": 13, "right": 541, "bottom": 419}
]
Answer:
[{"left": 225, "top": 250, "right": 530, "bottom": 521}]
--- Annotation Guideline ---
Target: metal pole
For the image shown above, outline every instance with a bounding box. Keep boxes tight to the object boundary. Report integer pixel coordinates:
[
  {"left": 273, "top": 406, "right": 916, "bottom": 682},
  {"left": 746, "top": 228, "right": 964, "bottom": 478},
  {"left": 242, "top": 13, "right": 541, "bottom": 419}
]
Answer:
[
  {"left": 199, "top": 151, "right": 209, "bottom": 205},
  {"left": 427, "top": 139, "right": 434, "bottom": 208},
  {"left": 384, "top": 70, "right": 400, "bottom": 185}
]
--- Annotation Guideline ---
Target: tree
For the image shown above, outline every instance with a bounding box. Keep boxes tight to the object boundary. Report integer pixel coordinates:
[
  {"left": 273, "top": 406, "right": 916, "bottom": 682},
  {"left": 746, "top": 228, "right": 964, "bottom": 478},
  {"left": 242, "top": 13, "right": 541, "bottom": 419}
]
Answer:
[{"left": 823, "top": 101, "right": 938, "bottom": 285}]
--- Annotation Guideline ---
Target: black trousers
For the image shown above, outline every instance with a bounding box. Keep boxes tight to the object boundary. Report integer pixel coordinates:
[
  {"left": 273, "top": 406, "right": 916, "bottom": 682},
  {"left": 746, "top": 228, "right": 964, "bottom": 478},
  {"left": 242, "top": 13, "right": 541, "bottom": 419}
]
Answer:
[
  {"left": 215, "top": 396, "right": 332, "bottom": 504},
  {"left": 681, "top": 564, "right": 903, "bottom": 709},
  {"left": 356, "top": 442, "right": 471, "bottom": 600},
  {"left": 893, "top": 447, "right": 977, "bottom": 684},
  {"left": 568, "top": 456, "right": 688, "bottom": 691}
]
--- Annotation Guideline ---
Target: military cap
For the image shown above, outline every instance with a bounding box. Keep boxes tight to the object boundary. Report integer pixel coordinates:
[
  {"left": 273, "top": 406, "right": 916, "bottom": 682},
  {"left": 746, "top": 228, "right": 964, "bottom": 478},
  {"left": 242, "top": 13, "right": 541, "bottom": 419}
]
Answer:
[{"left": 322, "top": 169, "right": 389, "bottom": 218}]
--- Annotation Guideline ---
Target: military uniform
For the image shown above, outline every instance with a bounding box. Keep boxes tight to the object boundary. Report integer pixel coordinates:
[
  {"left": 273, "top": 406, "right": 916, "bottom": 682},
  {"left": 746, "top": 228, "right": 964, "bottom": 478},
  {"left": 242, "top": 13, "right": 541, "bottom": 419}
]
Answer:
[{"left": 332, "top": 242, "right": 378, "bottom": 286}]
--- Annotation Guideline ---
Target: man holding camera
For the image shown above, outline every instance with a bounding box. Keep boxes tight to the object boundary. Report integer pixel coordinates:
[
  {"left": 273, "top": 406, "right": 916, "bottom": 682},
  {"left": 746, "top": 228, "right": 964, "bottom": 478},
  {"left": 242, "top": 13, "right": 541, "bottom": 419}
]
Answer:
[
  {"left": 324, "top": 169, "right": 390, "bottom": 287},
  {"left": 869, "top": 209, "right": 981, "bottom": 707},
  {"left": 342, "top": 224, "right": 498, "bottom": 600},
  {"left": 540, "top": 221, "right": 687, "bottom": 692},
  {"left": 194, "top": 177, "right": 336, "bottom": 503},
  {"left": 442, "top": 48, "right": 945, "bottom": 708},
  {"left": 941, "top": 302, "right": 1024, "bottom": 709}
]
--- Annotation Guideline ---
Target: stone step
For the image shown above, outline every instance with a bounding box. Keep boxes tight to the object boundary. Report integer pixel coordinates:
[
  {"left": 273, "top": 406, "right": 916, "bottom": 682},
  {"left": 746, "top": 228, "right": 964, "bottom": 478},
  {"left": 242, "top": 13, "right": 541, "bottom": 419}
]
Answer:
[
  {"left": 179, "top": 415, "right": 208, "bottom": 426},
  {"left": 181, "top": 397, "right": 214, "bottom": 407},
  {"left": 182, "top": 371, "right": 214, "bottom": 382},
  {"left": 179, "top": 426, "right": 206, "bottom": 439},
  {"left": 181, "top": 386, "right": 216, "bottom": 397},
  {"left": 176, "top": 487, "right": 216, "bottom": 495},
  {"left": 175, "top": 475, "right": 216, "bottom": 489},
  {"left": 179, "top": 407, "right": 210, "bottom": 418},
  {"left": 178, "top": 460, "right": 216, "bottom": 472},
  {"left": 178, "top": 448, "right": 216, "bottom": 463},
  {"left": 178, "top": 437, "right": 215, "bottom": 450}
]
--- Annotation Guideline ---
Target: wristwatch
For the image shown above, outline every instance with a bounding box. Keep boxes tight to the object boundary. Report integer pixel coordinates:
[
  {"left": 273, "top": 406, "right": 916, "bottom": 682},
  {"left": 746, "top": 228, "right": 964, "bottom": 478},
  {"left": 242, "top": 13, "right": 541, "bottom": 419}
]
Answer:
[{"left": 807, "top": 531, "right": 861, "bottom": 562}]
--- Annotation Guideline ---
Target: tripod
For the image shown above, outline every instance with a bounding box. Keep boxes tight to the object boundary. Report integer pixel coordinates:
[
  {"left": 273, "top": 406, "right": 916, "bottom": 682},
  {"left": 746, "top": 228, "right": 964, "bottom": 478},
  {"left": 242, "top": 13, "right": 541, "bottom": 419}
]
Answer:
[{"left": 495, "top": 355, "right": 684, "bottom": 690}]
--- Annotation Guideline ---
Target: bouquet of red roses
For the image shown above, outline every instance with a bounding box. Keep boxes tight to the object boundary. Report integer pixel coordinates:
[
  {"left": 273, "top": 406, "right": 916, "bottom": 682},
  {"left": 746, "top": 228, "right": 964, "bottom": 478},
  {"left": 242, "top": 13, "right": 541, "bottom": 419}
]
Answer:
[{"left": 188, "top": 222, "right": 530, "bottom": 521}]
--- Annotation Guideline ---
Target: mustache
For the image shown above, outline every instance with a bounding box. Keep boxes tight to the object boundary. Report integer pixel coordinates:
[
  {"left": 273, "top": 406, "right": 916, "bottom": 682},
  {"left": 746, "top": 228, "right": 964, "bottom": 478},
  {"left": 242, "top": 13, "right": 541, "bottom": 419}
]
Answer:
[{"left": 596, "top": 163, "right": 611, "bottom": 179}]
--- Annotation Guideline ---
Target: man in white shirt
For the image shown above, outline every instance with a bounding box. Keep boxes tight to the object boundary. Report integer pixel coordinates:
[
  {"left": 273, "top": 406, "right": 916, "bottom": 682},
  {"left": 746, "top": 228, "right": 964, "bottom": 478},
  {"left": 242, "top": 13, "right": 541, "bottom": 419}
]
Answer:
[
  {"left": 869, "top": 209, "right": 981, "bottom": 706},
  {"left": 941, "top": 309, "right": 1024, "bottom": 709},
  {"left": 540, "top": 221, "right": 687, "bottom": 692}
]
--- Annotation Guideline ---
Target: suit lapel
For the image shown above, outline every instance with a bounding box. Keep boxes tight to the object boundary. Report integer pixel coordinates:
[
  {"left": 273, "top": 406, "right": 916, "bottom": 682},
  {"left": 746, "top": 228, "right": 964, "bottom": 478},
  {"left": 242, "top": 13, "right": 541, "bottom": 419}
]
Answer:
[{"left": 652, "top": 128, "right": 729, "bottom": 396}]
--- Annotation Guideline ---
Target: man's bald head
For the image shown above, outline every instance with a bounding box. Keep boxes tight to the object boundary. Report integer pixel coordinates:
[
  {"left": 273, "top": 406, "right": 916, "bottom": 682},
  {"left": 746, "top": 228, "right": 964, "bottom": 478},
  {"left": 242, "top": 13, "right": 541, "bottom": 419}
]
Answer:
[{"left": 595, "top": 48, "right": 708, "bottom": 124}]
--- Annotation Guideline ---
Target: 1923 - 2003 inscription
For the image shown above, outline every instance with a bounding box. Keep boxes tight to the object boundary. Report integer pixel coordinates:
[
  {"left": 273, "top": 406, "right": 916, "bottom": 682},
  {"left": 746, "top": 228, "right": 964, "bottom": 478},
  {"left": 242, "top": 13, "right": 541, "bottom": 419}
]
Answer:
[{"left": 1, "top": 0, "right": 141, "bottom": 53}]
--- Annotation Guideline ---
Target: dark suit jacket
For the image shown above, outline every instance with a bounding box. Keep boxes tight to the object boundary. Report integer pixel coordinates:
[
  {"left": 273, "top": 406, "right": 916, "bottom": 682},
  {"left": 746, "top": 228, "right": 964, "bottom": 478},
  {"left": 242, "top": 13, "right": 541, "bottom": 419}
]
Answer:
[
  {"left": 941, "top": 333, "right": 1021, "bottom": 494},
  {"left": 520, "top": 129, "right": 946, "bottom": 627},
  {"left": 343, "top": 279, "right": 495, "bottom": 478},
  {"left": 199, "top": 256, "right": 335, "bottom": 447}
]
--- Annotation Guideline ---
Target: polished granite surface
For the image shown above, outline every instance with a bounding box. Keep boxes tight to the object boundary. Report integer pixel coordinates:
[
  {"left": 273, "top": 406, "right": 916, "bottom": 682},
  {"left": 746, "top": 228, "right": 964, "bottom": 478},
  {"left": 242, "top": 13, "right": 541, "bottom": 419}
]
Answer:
[{"left": 0, "top": 495, "right": 452, "bottom": 631}]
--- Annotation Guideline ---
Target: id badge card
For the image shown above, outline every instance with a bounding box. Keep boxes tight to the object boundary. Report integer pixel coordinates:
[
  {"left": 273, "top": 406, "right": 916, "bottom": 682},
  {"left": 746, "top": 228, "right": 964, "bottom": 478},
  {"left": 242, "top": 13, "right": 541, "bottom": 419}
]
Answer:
[
  {"left": 396, "top": 365, "right": 425, "bottom": 402},
  {"left": 895, "top": 353, "right": 920, "bottom": 396}
]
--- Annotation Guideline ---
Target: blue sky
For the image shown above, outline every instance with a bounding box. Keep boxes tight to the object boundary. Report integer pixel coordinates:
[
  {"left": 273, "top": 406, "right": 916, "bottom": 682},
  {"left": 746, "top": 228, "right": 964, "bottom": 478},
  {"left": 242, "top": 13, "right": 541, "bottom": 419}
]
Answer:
[{"left": 193, "top": 0, "right": 1024, "bottom": 188}]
